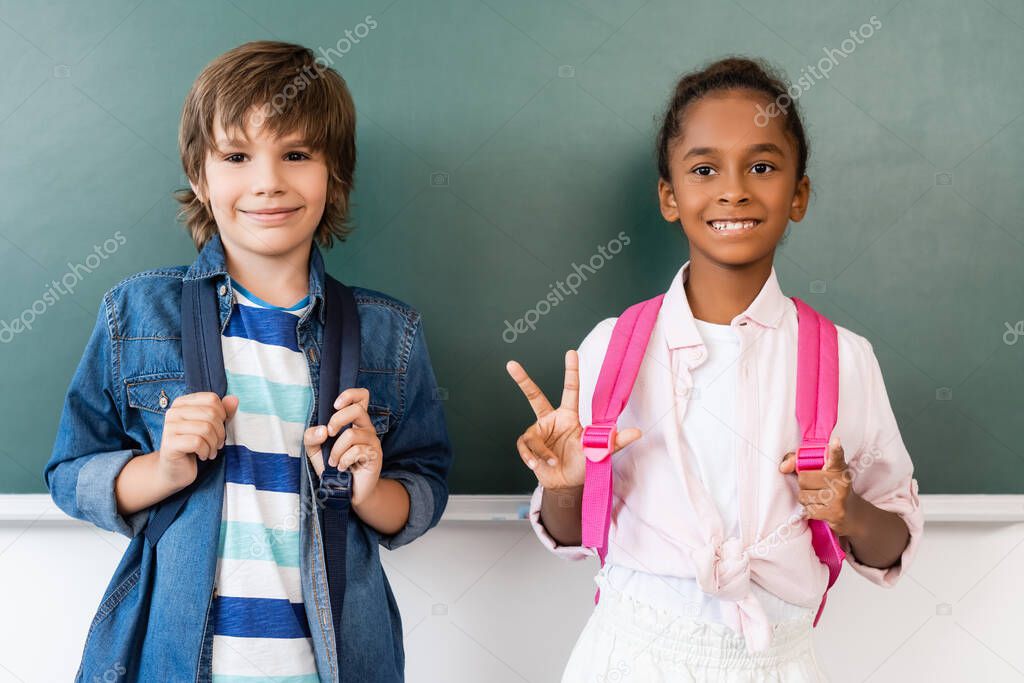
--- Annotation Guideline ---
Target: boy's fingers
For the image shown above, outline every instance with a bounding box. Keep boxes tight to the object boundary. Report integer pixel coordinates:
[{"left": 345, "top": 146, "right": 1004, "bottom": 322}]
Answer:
[
  {"left": 222, "top": 395, "right": 239, "bottom": 419},
  {"left": 304, "top": 425, "right": 328, "bottom": 456},
  {"left": 327, "top": 427, "right": 376, "bottom": 466},
  {"left": 333, "top": 388, "right": 370, "bottom": 412},
  {"left": 560, "top": 350, "right": 580, "bottom": 414},
  {"left": 326, "top": 404, "right": 373, "bottom": 436},
  {"left": 506, "top": 361, "right": 555, "bottom": 419}
]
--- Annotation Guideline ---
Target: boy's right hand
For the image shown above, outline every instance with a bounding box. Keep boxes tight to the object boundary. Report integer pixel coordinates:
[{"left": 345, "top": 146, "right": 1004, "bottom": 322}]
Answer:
[
  {"left": 506, "top": 350, "right": 641, "bottom": 491},
  {"left": 157, "top": 392, "right": 239, "bottom": 488}
]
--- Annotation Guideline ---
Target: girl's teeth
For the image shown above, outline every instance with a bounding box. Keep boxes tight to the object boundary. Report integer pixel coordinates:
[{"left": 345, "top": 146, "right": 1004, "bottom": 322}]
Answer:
[{"left": 711, "top": 220, "right": 758, "bottom": 231}]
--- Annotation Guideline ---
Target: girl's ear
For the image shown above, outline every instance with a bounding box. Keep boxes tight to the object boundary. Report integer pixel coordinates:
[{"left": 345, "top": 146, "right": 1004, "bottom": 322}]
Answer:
[
  {"left": 789, "top": 174, "right": 811, "bottom": 222},
  {"left": 658, "top": 177, "right": 680, "bottom": 223}
]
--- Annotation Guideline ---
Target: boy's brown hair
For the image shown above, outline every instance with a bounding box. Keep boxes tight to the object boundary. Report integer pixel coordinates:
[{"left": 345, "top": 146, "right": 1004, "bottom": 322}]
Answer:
[{"left": 175, "top": 40, "right": 357, "bottom": 250}]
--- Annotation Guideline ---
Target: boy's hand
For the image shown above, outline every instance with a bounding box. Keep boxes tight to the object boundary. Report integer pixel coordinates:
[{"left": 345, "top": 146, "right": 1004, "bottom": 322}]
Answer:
[
  {"left": 506, "top": 350, "right": 641, "bottom": 491},
  {"left": 303, "top": 388, "right": 383, "bottom": 507},
  {"left": 779, "top": 436, "right": 860, "bottom": 536},
  {"left": 157, "top": 392, "right": 239, "bottom": 488}
]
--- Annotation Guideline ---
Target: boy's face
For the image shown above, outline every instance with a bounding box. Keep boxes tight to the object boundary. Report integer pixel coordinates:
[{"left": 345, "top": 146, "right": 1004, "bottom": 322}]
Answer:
[
  {"left": 191, "top": 109, "right": 329, "bottom": 261},
  {"left": 657, "top": 89, "right": 810, "bottom": 267}
]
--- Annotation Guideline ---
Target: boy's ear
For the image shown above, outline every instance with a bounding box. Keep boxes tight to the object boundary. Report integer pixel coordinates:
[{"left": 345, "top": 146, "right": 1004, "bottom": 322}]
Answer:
[
  {"left": 658, "top": 178, "right": 680, "bottom": 223},
  {"left": 189, "top": 179, "right": 206, "bottom": 204}
]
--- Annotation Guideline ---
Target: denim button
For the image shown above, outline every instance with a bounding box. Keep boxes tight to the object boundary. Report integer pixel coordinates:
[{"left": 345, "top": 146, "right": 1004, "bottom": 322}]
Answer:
[{"left": 218, "top": 284, "right": 227, "bottom": 296}]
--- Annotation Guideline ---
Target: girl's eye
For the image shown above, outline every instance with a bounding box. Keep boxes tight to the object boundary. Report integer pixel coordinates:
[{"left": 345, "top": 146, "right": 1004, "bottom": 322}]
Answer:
[
  {"left": 751, "top": 162, "right": 775, "bottom": 174},
  {"left": 693, "top": 165, "right": 716, "bottom": 176}
]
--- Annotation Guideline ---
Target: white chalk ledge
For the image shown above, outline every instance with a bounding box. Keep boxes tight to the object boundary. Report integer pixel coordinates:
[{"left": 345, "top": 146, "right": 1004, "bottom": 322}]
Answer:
[{"left": 1, "top": 494, "right": 1022, "bottom": 524}]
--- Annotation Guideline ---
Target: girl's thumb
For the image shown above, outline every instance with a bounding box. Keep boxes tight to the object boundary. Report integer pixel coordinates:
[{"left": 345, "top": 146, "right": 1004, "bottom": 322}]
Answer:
[{"left": 612, "top": 428, "right": 642, "bottom": 453}]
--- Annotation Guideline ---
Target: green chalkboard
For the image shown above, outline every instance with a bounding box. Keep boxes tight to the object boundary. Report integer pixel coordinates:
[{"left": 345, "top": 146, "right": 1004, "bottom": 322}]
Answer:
[{"left": 2, "top": 0, "right": 1022, "bottom": 494}]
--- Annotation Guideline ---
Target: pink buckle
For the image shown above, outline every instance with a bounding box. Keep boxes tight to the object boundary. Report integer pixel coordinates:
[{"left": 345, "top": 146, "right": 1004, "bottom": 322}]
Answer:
[
  {"left": 582, "top": 423, "right": 617, "bottom": 463},
  {"left": 796, "top": 438, "right": 829, "bottom": 471}
]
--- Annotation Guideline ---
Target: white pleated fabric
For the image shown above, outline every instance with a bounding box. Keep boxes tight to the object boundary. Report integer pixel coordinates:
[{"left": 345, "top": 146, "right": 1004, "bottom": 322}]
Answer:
[{"left": 561, "top": 568, "right": 829, "bottom": 682}]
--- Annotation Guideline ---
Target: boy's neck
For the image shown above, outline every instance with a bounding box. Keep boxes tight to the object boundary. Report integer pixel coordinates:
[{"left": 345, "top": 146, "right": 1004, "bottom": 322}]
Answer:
[
  {"left": 223, "top": 239, "right": 312, "bottom": 309},
  {"left": 684, "top": 251, "right": 774, "bottom": 325}
]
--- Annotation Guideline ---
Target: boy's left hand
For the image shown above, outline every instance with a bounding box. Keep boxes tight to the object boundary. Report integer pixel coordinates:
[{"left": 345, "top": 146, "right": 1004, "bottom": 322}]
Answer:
[
  {"left": 779, "top": 435, "right": 860, "bottom": 537},
  {"left": 303, "top": 388, "right": 383, "bottom": 507}
]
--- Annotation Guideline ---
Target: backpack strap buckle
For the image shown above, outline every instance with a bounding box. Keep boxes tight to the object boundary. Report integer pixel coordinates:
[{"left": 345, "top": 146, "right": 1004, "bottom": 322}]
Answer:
[
  {"left": 318, "top": 468, "right": 352, "bottom": 510},
  {"left": 582, "top": 423, "right": 617, "bottom": 463},
  {"left": 796, "top": 437, "right": 829, "bottom": 472}
]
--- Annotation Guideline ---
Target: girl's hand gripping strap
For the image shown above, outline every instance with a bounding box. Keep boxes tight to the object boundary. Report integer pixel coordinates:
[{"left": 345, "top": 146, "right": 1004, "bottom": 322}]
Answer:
[
  {"left": 792, "top": 296, "right": 846, "bottom": 627},
  {"left": 580, "top": 294, "right": 664, "bottom": 603}
]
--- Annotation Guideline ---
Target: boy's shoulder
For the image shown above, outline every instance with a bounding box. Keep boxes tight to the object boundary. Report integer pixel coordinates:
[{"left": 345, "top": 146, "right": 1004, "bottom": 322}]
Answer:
[{"left": 350, "top": 285, "right": 420, "bottom": 326}]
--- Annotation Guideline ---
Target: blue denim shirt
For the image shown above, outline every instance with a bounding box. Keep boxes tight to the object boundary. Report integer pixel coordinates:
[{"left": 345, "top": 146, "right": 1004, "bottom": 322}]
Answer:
[{"left": 45, "top": 234, "right": 453, "bottom": 682}]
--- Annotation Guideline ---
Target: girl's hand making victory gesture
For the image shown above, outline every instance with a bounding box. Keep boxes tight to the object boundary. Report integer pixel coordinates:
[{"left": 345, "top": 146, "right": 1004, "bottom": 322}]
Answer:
[{"left": 506, "top": 350, "right": 642, "bottom": 491}]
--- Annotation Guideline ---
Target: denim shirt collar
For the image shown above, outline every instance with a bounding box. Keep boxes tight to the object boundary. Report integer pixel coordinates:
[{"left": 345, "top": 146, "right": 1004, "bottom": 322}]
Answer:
[{"left": 183, "top": 233, "right": 327, "bottom": 325}]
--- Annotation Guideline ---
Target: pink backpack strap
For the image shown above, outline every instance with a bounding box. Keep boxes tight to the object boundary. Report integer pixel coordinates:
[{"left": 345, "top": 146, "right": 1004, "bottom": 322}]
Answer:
[
  {"left": 791, "top": 296, "right": 846, "bottom": 627},
  {"left": 580, "top": 295, "right": 665, "bottom": 603}
]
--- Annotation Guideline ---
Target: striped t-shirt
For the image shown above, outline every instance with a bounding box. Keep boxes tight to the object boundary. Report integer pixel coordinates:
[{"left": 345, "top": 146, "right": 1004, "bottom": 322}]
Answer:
[{"left": 211, "top": 279, "right": 318, "bottom": 682}]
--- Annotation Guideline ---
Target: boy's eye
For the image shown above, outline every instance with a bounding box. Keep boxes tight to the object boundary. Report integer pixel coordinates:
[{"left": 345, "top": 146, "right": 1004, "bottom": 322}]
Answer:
[{"left": 221, "top": 151, "right": 311, "bottom": 163}]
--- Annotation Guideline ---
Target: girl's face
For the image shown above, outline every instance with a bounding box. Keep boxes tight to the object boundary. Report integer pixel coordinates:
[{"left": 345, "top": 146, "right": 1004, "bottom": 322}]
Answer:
[
  {"left": 191, "top": 109, "right": 329, "bottom": 260},
  {"left": 657, "top": 89, "right": 810, "bottom": 267}
]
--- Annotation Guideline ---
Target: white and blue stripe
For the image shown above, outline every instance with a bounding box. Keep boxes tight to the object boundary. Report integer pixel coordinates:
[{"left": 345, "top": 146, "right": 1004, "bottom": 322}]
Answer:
[{"left": 211, "top": 279, "right": 319, "bottom": 683}]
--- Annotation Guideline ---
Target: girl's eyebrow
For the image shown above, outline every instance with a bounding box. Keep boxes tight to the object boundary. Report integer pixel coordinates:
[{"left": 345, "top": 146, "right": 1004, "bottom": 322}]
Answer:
[{"left": 682, "top": 142, "right": 785, "bottom": 160}]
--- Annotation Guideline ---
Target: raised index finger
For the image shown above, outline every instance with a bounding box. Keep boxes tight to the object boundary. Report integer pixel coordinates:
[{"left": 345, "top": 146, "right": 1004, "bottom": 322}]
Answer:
[{"left": 505, "top": 360, "right": 554, "bottom": 419}]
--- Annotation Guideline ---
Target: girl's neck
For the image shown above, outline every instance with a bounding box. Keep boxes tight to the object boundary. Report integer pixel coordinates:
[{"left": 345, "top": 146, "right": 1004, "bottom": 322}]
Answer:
[{"left": 684, "top": 252, "right": 774, "bottom": 325}]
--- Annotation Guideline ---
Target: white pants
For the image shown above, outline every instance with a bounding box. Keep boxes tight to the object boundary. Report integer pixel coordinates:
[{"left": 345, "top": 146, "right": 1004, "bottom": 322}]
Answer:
[{"left": 562, "top": 572, "right": 828, "bottom": 682}]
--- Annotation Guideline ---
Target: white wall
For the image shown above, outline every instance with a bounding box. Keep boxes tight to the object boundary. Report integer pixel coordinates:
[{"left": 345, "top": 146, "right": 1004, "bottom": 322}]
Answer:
[{"left": 1, "top": 496, "right": 1022, "bottom": 682}]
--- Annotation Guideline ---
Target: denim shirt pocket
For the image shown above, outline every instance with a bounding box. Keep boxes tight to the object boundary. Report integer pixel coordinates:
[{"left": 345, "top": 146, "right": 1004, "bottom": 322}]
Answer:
[
  {"left": 368, "top": 404, "right": 391, "bottom": 436},
  {"left": 125, "top": 372, "right": 188, "bottom": 449}
]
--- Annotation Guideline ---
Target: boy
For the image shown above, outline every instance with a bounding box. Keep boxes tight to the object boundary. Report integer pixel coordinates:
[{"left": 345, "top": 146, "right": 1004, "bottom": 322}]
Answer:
[{"left": 45, "top": 41, "right": 452, "bottom": 682}]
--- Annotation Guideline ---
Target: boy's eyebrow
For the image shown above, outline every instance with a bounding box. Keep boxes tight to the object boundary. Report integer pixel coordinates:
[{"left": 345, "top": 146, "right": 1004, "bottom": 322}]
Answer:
[
  {"left": 681, "top": 142, "right": 786, "bottom": 160},
  {"left": 214, "top": 135, "right": 311, "bottom": 148}
]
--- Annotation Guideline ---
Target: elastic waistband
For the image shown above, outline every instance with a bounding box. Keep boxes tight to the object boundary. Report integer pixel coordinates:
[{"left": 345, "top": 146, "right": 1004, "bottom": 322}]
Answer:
[{"left": 592, "top": 572, "right": 816, "bottom": 669}]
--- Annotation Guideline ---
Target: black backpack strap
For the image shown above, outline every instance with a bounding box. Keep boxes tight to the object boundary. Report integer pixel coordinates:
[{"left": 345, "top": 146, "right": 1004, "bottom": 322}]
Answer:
[
  {"left": 316, "top": 274, "right": 360, "bottom": 660},
  {"left": 144, "top": 277, "right": 227, "bottom": 548}
]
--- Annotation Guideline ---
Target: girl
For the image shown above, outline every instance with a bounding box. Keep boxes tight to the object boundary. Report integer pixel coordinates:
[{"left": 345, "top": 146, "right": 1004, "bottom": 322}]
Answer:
[{"left": 506, "top": 57, "right": 922, "bottom": 682}]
